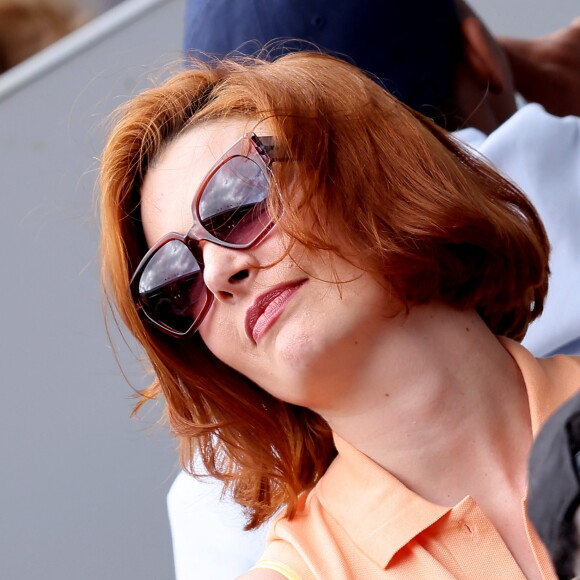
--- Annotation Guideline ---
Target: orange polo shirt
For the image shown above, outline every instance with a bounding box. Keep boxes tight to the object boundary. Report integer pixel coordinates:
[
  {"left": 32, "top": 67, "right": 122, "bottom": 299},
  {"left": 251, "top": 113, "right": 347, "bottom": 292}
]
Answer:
[{"left": 255, "top": 338, "right": 580, "bottom": 579}]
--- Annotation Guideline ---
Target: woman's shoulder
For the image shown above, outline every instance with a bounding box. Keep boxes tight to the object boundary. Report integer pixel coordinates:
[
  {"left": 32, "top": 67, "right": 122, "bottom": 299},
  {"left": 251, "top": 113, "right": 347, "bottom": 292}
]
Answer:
[
  {"left": 237, "top": 569, "right": 289, "bottom": 580},
  {"left": 539, "top": 351, "right": 580, "bottom": 382},
  {"left": 237, "top": 558, "right": 306, "bottom": 580}
]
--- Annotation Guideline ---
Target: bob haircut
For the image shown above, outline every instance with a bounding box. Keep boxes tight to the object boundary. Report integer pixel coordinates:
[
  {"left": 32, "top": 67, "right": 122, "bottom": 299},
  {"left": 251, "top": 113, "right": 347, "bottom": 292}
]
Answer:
[{"left": 100, "top": 52, "right": 549, "bottom": 529}]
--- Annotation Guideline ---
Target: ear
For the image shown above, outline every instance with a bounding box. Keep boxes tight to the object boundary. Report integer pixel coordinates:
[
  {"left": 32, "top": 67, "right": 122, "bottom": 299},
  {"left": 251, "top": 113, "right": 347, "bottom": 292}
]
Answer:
[{"left": 460, "top": 16, "right": 505, "bottom": 93}]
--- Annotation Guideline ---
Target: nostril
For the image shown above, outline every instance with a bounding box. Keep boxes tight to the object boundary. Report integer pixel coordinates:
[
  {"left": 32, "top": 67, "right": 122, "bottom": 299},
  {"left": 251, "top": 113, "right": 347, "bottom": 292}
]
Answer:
[
  {"left": 216, "top": 290, "right": 234, "bottom": 300},
  {"left": 229, "top": 269, "right": 250, "bottom": 282}
]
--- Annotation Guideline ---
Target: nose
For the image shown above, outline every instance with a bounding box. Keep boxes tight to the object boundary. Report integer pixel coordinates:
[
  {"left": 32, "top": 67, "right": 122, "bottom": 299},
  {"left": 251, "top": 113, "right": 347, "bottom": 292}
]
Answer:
[{"left": 201, "top": 242, "right": 257, "bottom": 302}]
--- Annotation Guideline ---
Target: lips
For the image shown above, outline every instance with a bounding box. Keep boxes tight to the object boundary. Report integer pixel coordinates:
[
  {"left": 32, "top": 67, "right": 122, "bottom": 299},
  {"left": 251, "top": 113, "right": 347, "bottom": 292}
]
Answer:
[{"left": 245, "top": 279, "right": 307, "bottom": 343}]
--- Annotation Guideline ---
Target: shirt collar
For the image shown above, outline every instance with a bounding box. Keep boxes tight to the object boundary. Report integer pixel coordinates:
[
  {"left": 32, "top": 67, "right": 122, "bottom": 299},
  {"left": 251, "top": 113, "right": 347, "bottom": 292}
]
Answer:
[
  {"left": 317, "top": 434, "right": 450, "bottom": 567},
  {"left": 315, "top": 338, "right": 580, "bottom": 569}
]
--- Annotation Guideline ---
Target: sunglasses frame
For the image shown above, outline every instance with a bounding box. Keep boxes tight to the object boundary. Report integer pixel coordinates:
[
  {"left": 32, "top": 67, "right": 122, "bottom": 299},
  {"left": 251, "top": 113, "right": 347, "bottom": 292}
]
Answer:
[{"left": 130, "top": 132, "right": 278, "bottom": 338}]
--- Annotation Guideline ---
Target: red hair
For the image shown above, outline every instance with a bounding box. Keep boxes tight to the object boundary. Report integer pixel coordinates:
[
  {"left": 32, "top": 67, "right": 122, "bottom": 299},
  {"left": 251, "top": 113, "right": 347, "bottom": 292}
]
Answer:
[{"left": 100, "top": 52, "right": 549, "bottom": 528}]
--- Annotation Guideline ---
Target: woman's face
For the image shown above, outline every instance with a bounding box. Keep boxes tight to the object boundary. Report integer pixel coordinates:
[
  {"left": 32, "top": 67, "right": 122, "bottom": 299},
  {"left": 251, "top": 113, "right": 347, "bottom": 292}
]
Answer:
[{"left": 140, "top": 118, "right": 402, "bottom": 410}]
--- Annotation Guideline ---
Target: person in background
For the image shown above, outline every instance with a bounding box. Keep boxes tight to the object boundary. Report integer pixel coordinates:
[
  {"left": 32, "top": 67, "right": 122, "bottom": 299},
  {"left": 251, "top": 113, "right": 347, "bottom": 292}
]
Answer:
[
  {"left": 0, "top": 0, "right": 87, "bottom": 73},
  {"left": 184, "top": 0, "right": 580, "bottom": 127},
  {"left": 166, "top": 1, "right": 580, "bottom": 577},
  {"left": 528, "top": 392, "right": 580, "bottom": 580}
]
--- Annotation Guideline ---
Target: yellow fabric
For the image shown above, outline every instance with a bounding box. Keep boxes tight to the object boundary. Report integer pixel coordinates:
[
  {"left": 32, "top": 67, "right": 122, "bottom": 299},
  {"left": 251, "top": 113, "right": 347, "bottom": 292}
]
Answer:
[
  {"left": 252, "top": 560, "right": 302, "bottom": 580},
  {"left": 257, "top": 338, "right": 580, "bottom": 579}
]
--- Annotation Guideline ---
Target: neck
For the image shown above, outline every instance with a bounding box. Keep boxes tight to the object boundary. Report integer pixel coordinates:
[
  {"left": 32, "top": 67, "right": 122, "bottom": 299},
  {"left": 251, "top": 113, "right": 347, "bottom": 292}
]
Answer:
[{"left": 316, "top": 304, "right": 532, "bottom": 506}]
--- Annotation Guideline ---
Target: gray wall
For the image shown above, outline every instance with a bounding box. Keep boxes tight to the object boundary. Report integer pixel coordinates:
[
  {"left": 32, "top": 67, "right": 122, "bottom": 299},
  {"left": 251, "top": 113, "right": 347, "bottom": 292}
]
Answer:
[
  {"left": 0, "top": 1, "right": 577, "bottom": 579},
  {"left": 0, "top": 1, "right": 183, "bottom": 579},
  {"left": 472, "top": 0, "right": 578, "bottom": 36}
]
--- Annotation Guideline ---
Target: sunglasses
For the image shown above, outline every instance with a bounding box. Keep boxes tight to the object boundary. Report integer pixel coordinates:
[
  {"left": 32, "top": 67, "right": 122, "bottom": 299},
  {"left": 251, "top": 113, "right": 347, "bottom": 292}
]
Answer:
[{"left": 131, "top": 133, "right": 278, "bottom": 338}]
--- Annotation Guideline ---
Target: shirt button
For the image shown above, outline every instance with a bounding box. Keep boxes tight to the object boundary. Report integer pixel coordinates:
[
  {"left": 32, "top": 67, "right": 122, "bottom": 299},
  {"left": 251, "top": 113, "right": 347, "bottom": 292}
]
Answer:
[{"left": 458, "top": 520, "right": 474, "bottom": 535}]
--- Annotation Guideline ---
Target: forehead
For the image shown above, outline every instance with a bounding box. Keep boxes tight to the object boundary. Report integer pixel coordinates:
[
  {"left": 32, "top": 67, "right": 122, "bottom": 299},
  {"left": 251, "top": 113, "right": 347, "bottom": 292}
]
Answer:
[{"left": 140, "top": 117, "right": 257, "bottom": 247}]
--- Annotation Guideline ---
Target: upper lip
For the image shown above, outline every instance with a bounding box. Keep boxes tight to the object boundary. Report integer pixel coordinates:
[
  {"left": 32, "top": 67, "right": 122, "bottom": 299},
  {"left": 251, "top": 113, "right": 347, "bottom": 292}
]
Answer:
[{"left": 245, "top": 279, "right": 307, "bottom": 343}]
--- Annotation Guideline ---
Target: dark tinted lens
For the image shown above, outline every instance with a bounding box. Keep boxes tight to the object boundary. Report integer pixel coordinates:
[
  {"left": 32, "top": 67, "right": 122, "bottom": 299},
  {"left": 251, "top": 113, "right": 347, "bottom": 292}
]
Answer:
[
  {"left": 138, "top": 240, "right": 206, "bottom": 334},
  {"left": 198, "top": 155, "right": 270, "bottom": 244}
]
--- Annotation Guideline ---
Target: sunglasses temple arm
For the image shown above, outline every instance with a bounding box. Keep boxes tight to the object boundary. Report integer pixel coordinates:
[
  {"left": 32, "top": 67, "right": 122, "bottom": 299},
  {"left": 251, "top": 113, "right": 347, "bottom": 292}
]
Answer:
[{"left": 255, "top": 135, "right": 284, "bottom": 162}]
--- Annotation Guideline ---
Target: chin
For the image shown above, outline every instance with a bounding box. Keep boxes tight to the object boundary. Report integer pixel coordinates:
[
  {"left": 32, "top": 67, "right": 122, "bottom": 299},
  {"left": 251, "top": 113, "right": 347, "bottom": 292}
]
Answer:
[{"left": 260, "top": 327, "right": 349, "bottom": 408}]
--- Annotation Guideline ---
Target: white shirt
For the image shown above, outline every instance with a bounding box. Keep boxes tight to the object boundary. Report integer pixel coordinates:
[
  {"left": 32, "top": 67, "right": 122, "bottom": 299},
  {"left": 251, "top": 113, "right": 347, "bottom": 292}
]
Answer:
[
  {"left": 168, "top": 104, "right": 580, "bottom": 580},
  {"left": 455, "top": 104, "right": 580, "bottom": 357}
]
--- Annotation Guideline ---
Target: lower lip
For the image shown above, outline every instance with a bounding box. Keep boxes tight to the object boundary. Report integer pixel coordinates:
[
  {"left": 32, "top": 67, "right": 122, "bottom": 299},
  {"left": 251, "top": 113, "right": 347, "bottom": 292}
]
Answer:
[{"left": 252, "top": 283, "right": 305, "bottom": 344}]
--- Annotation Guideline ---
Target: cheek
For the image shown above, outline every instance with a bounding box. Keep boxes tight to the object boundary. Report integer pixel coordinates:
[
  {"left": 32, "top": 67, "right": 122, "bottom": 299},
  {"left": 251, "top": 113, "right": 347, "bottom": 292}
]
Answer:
[
  {"left": 198, "top": 314, "right": 274, "bottom": 392},
  {"left": 197, "top": 315, "right": 243, "bottom": 370}
]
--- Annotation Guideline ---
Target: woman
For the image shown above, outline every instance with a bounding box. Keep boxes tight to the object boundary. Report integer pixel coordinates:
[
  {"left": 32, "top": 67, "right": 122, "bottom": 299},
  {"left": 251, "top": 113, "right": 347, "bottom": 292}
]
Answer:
[{"left": 100, "top": 53, "right": 580, "bottom": 579}]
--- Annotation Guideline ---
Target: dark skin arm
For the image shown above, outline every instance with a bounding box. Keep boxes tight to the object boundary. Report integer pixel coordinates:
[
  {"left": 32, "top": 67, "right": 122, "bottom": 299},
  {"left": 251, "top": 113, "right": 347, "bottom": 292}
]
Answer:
[{"left": 499, "top": 18, "right": 580, "bottom": 117}]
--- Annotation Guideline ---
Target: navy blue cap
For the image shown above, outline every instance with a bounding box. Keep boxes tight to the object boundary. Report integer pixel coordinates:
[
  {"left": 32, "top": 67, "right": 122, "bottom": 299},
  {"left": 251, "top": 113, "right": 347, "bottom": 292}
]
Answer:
[
  {"left": 183, "top": 0, "right": 462, "bottom": 119},
  {"left": 528, "top": 391, "right": 580, "bottom": 569}
]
